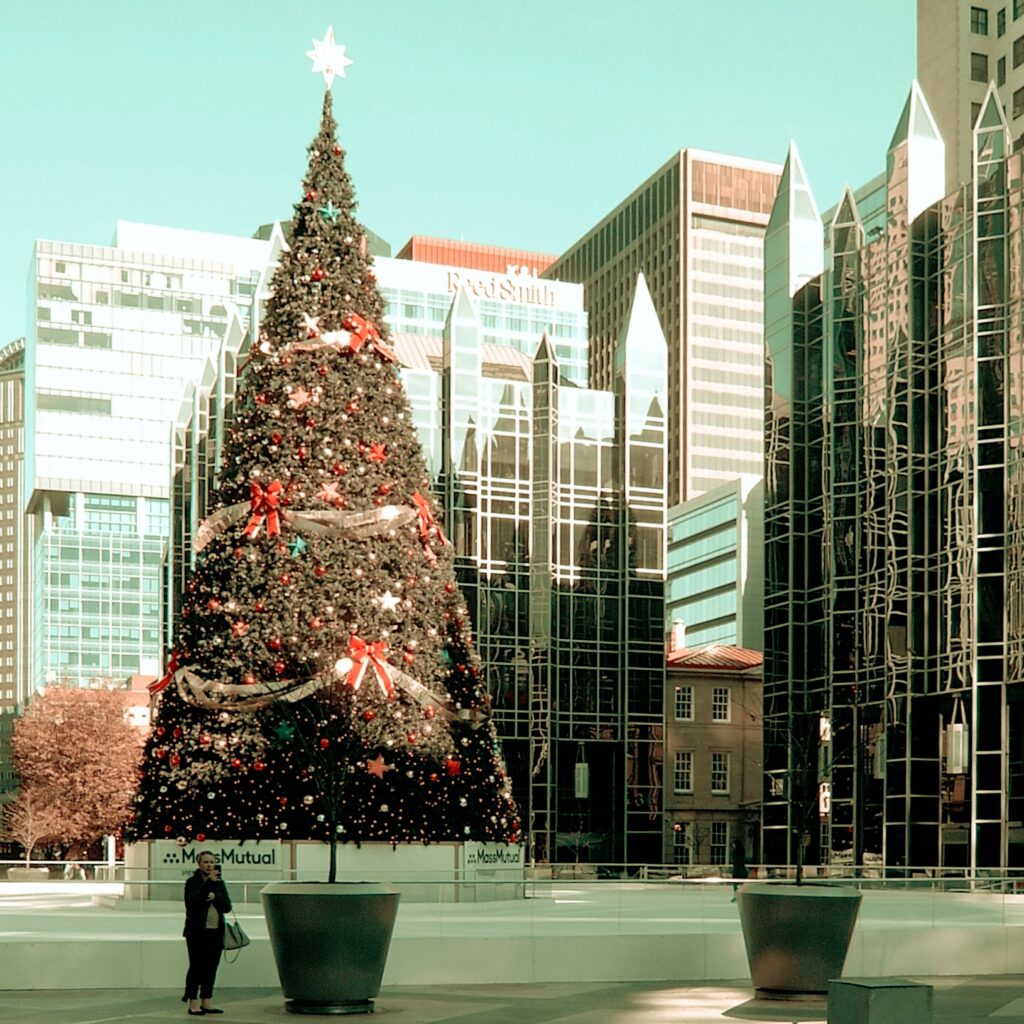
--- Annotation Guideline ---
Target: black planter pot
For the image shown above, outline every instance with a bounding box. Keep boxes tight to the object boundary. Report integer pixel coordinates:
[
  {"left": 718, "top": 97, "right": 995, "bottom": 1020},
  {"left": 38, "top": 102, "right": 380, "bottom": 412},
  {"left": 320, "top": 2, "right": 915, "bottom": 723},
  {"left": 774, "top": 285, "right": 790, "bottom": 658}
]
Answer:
[
  {"left": 736, "top": 882, "right": 862, "bottom": 996},
  {"left": 261, "top": 881, "right": 400, "bottom": 1015}
]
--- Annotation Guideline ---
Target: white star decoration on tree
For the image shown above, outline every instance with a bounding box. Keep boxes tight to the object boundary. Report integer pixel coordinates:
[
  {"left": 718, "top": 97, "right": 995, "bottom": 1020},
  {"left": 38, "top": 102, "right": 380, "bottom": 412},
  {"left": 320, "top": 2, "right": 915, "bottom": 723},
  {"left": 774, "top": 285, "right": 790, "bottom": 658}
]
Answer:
[
  {"left": 377, "top": 591, "right": 401, "bottom": 613},
  {"left": 307, "top": 26, "right": 353, "bottom": 89}
]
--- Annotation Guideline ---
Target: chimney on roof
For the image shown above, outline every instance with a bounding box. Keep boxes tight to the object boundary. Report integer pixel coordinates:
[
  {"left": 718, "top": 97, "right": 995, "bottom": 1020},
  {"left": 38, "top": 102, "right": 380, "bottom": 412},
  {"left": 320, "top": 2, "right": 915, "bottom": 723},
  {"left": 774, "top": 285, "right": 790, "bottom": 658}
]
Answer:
[{"left": 668, "top": 619, "right": 686, "bottom": 655}]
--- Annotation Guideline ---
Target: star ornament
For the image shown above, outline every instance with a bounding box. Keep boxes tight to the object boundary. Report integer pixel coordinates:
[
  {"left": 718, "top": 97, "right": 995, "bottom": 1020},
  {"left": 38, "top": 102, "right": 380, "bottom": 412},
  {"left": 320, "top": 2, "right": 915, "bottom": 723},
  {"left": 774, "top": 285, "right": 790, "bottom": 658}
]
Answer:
[
  {"left": 307, "top": 26, "right": 353, "bottom": 89},
  {"left": 366, "top": 755, "right": 392, "bottom": 779},
  {"left": 377, "top": 590, "right": 401, "bottom": 613}
]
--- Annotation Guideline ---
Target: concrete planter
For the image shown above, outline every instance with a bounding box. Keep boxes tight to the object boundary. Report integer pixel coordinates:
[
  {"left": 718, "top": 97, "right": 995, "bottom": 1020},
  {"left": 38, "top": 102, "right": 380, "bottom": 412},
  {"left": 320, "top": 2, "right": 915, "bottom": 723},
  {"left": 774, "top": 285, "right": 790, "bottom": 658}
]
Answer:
[
  {"left": 7, "top": 867, "right": 50, "bottom": 881},
  {"left": 261, "top": 881, "right": 399, "bottom": 1015},
  {"left": 736, "top": 882, "right": 862, "bottom": 995}
]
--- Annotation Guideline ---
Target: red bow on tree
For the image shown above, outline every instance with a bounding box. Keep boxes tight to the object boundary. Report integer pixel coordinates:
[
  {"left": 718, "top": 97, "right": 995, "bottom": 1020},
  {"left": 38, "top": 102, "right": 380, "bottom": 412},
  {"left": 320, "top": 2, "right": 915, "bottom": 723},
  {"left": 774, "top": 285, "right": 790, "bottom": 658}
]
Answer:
[
  {"left": 341, "top": 313, "right": 397, "bottom": 363},
  {"left": 412, "top": 491, "right": 449, "bottom": 563},
  {"left": 346, "top": 636, "right": 394, "bottom": 698},
  {"left": 244, "top": 480, "right": 283, "bottom": 539},
  {"left": 149, "top": 650, "right": 180, "bottom": 695}
]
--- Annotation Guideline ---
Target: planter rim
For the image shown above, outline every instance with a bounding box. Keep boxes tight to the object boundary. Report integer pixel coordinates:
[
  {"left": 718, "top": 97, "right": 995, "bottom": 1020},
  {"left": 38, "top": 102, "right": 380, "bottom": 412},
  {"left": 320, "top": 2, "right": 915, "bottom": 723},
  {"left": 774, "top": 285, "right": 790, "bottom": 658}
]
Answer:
[
  {"left": 261, "top": 880, "right": 398, "bottom": 896},
  {"left": 738, "top": 881, "right": 862, "bottom": 898}
]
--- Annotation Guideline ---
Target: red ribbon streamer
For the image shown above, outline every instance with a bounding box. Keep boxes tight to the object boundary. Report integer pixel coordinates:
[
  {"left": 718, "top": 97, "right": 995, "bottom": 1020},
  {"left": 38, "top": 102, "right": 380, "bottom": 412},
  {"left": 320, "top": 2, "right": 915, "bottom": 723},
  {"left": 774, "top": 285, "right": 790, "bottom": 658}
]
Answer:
[
  {"left": 244, "top": 481, "right": 283, "bottom": 539},
  {"left": 149, "top": 650, "right": 180, "bottom": 695},
  {"left": 341, "top": 313, "right": 397, "bottom": 363},
  {"left": 346, "top": 636, "right": 394, "bottom": 698},
  {"left": 412, "top": 491, "right": 449, "bottom": 561}
]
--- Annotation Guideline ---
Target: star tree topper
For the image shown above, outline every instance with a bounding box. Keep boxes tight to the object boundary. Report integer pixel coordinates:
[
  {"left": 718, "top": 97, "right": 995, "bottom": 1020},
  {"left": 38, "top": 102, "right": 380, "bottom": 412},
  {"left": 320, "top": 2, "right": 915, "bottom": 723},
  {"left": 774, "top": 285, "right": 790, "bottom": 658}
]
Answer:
[{"left": 307, "top": 26, "right": 353, "bottom": 89}]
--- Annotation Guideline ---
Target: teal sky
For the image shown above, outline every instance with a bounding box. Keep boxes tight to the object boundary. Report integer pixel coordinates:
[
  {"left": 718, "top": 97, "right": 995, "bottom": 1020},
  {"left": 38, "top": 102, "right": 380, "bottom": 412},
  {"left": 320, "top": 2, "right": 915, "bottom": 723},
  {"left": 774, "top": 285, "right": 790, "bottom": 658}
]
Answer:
[{"left": 0, "top": 1, "right": 916, "bottom": 344}]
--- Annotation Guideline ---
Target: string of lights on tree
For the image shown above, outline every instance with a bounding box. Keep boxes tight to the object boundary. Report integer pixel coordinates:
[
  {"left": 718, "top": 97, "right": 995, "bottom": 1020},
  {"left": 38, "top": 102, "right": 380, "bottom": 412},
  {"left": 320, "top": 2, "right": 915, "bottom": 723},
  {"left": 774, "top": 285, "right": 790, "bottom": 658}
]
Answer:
[{"left": 127, "top": 27, "right": 520, "bottom": 850}]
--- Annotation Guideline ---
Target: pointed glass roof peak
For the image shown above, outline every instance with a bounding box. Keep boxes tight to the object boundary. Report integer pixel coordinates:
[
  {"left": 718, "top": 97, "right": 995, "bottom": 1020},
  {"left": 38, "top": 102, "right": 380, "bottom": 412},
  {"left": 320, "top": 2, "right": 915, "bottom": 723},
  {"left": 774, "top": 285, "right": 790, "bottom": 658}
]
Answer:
[
  {"left": 888, "top": 79, "right": 942, "bottom": 152},
  {"left": 766, "top": 140, "right": 824, "bottom": 296},
  {"left": 450, "top": 282, "right": 478, "bottom": 321},
  {"left": 619, "top": 273, "right": 664, "bottom": 352},
  {"left": 533, "top": 332, "right": 558, "bottom": 365},
  {"left": 831, "top": 184, "right": 862, "bottom": 230},
  {"left": 975, "top": 81, "right": 1009, "bottom": 133}
]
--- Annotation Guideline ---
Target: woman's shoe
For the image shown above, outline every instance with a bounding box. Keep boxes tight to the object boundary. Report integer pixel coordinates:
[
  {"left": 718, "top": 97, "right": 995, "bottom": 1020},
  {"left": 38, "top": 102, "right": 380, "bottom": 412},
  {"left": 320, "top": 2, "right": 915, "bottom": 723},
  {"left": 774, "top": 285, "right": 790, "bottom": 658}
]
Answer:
[
  {"left": 202, "top": 1009, "right": 224, "bottom": 1015},
  {"left": 187, "top": 1011, "right": 205, "bottom": 1017}
]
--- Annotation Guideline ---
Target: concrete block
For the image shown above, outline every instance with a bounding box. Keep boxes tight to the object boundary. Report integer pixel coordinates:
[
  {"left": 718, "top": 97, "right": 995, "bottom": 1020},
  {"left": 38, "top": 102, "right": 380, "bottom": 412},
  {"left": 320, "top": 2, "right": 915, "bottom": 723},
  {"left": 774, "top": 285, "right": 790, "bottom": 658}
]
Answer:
[{"left": 828, "top": 977, "right": 932, "bottom": 1024}]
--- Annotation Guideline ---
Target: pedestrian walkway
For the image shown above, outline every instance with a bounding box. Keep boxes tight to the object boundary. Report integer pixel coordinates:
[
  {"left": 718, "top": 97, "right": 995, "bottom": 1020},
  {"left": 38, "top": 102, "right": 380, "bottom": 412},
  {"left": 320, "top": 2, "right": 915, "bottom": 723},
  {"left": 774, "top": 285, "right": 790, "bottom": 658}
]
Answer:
[{"left": 1, "top": 976, "right": 1024, "bottom": 1023}]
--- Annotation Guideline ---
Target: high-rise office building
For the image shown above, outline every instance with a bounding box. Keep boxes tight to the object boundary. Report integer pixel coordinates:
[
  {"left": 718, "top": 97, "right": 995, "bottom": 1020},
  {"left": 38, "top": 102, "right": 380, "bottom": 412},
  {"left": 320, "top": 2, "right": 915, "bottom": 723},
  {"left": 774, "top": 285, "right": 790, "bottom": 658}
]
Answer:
[
  {"left": 918, "top": 0, "right": 1024, "bottom": 189},
  {"left": 173, "top": 256, "right": 668, "bottom": 865},
  {"left": 20, "top": 221, "right": 274, "bottom": 703},
  {"left": 763, "top": 80, "right": 1024, "bottom": 873},
  {"left": 545, "top": 149, "right": 781, "bottom": 507}
]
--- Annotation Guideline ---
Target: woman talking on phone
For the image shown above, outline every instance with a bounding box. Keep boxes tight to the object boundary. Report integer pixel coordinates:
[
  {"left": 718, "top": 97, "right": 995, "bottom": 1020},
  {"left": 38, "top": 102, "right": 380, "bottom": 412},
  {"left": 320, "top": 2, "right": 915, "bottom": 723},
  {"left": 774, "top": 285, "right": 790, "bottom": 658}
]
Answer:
[{"left": 182, "top": 850, "right": 231, "bottom": 1016}]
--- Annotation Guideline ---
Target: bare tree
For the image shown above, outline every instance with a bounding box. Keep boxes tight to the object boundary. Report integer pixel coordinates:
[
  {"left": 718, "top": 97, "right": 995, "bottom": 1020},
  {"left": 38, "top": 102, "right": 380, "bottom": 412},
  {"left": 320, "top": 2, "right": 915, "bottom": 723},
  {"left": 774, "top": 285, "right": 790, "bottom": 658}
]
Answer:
[{"left": 1, "top": 788, "right": 59, "bottom": 866}]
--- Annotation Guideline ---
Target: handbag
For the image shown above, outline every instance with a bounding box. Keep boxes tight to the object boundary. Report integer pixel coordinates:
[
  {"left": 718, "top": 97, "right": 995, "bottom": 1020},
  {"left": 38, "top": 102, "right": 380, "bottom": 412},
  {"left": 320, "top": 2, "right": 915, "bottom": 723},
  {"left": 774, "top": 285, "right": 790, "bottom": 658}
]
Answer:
[{"left": 223, "top": 915, "right": 250, "bottom": 960}]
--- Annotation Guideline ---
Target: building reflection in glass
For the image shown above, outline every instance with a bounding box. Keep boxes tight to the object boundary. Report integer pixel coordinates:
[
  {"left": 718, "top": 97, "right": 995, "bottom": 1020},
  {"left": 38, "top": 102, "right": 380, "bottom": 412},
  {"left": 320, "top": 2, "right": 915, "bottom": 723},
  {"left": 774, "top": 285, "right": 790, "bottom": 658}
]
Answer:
[{"left": 764, "top": 82, "right": 1024, "bottom": 874}]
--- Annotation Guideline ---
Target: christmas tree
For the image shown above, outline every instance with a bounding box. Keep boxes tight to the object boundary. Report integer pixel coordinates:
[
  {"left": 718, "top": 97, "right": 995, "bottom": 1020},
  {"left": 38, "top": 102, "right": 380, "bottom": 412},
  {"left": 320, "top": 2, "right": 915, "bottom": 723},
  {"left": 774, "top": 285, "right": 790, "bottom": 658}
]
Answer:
[{"left": 127, "top": 30, "right": 520, "bottom": 878}]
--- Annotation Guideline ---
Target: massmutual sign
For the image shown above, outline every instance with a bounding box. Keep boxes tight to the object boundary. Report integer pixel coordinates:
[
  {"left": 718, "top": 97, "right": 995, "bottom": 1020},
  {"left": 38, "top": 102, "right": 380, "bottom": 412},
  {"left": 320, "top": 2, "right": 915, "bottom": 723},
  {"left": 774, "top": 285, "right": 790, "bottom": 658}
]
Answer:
[{"left": 151, "top": 840, "right": 284, "bottom": 881}]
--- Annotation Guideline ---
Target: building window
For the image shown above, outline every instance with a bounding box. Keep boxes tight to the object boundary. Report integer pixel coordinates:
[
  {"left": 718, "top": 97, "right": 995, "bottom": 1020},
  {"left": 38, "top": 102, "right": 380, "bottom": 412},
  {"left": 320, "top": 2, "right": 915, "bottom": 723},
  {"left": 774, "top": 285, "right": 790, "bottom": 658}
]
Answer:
[
  {"left": 1014, "top": 85, "right": 1024, "bottom": 117},
  {"left": 674, "top": 685, "right": 693, "bottom": 721},
  {"left": 972, "top": 6, "right": 989, "bottom": 33},
  {"left": 1000, "top": 6, "right": 1007, "bottom": 33},
  {"left": 971, "top": 51, "right": 990, "bottom": 81},
  {"left": 712, "top": 686, "right": 731, "bottom": 722},
  {"left": 710, "top": 822, "right": 729, "bottom": 865},
  {"left": 674, "top": 751, "right": 693, "bottom": 793},
  {"left": 1014, "top": 34, "right": 1024, "bottom": 66},
  {"left": 673, "top": 822, "right": 691, "bottom": 865},
  {"left": 999, "top": 55, "right": 1007, "bottom": 84},
  {"left": 1016, "top": 0, "right": 1024, "bottom": 19},
  {"left": 711, "top": 751, "right": 730, "bottom": 794}
]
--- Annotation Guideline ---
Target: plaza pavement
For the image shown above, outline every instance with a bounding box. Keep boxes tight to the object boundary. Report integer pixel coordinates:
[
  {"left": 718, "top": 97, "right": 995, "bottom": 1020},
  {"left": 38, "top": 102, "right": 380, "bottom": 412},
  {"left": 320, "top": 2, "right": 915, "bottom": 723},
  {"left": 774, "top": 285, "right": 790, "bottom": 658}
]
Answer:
[{"left": 4, "top": 881, "right": 1024, "bottom": 1020}]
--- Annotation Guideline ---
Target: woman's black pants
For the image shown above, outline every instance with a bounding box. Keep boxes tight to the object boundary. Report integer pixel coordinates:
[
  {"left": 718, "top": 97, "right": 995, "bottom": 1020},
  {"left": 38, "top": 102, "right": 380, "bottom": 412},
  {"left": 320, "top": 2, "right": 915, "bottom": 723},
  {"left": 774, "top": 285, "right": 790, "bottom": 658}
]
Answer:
[{"left": 184, "top": 929, "right": 222, "bottom": 1000}]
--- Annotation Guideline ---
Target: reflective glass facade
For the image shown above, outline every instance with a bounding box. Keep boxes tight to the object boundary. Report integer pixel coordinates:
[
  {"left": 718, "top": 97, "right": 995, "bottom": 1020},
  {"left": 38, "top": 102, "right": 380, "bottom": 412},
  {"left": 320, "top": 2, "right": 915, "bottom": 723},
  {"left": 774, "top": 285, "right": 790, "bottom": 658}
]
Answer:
[
  {"left": 764, "top": 84, "right": 1024, "bottom": 873},
  {"left": 23, "top": 223, "right": 271, "bottom": 692}
]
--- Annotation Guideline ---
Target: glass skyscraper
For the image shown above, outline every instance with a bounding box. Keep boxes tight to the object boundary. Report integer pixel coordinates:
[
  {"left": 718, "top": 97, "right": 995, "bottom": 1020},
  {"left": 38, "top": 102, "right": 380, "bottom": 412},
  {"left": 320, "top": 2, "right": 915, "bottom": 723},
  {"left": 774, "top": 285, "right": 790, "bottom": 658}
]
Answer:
[
  {"left": 21, "top": 222, "right": 273, "bottom": 698},
  {"left": 764, "top": 81, "right": 1024, "bottom": 874}
]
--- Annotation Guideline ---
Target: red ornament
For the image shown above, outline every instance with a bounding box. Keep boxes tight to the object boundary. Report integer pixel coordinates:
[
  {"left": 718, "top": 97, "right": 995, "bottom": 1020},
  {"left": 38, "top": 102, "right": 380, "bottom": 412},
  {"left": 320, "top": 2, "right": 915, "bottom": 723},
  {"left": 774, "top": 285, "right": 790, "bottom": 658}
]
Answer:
[
  {"left": 279, "top": 574, "right": 292, "bottom": 586},
  {"left": 346, "top": 400, "right": 360, "bottom": 415},
  {"left": 196, "top": 833, "right": 206, "bottom": 842},
  {"left": 362, "top": 710, "right": 375, "bottom": 722},
  {"left": 156, "top": 726, "right": 165, "bottom": 737},
  {"left": 207, "top": 598, "right": 222, "bottom": 611},
  {"left": 173, "top": 726, "right": 182, "bottom": 738},
  {"left": 406, "top": 733, "right": 417, "bottom": 744},
  {"left": 319, "top": 738, "right": 330, "bottom": 749},
  {"left": 230, "top": 757, "right": 242, "bottom": 768},
  {"left": 296, "top": 445, "right": 308, "bottom": 459},
  {"left": 424, "top": 706, "right": 436, "bottom": 719},
  {"left": 253, "top": 760, "right": 266, "bottom": 772},
  {"left": 199, "top": 733, "right": 211, "bottom": 745},
  {"left": 154, "top": 748, "right": 166, "bottom": 759},
  {"left": 429, "top": 772, "right": 439, "bottom": 782},
  {"left": 274, "top": 660, "right": 287, "bottom": 675},
  {"left": 333, "top": 145, "right": 342, "bottom": 156},
  {"left": 310, "top": 617, "right": 323, "bottom": 630},
  {"left": 378, "top": 483, "right": 391, "bottom": 496},
  {"left": 403, "top": 652, "right": 415, "bottom": 665},
  {"left": 279, "top": 797, "right": 288, "bottom": 805},
  {"left": 243, "top": 673, "right": 257, "bottom": 686},
  {"left": 255, "top": 393, "right": 267, "bottom": 404},
  {"left": 233, "top": 547, "right": 244, "bottom": 559},
  {"left": 254, "top": 601, "right": 266, "bottom": 612},
  {"left": 164, "top": 825, "right": 173, "bottom": 834},
  {"left": 305, "top": 190, "right": 316, "bottom": 201},
  {"left": 444, "top": 583, "right": 455, "bottom": 594},
  {"left": 315, "top": 565, "right": 327, "bottom": 578},
  {"left": 305, "top": 418, "right": 316, "bottom": 429},
  {"left": 271, "top": 432, "right": 283, "bottom": 444},
  {"left": 332, "top": 463, "right": 347, "bottom": 476},
  {"left": 267, "top": 637, "right": 283, "bottom": 651},
  {"left": 318, "top": 365, "right": 329, "bottom": 377},
  {"left": 311, "top": 267, "right": 325, "bottom": 282},
  {"left": 445, "top": 758, "right": 461, "bottom": 777},
  {"left": 169, "top": 753, "right": 181, "bottom": 767}
]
